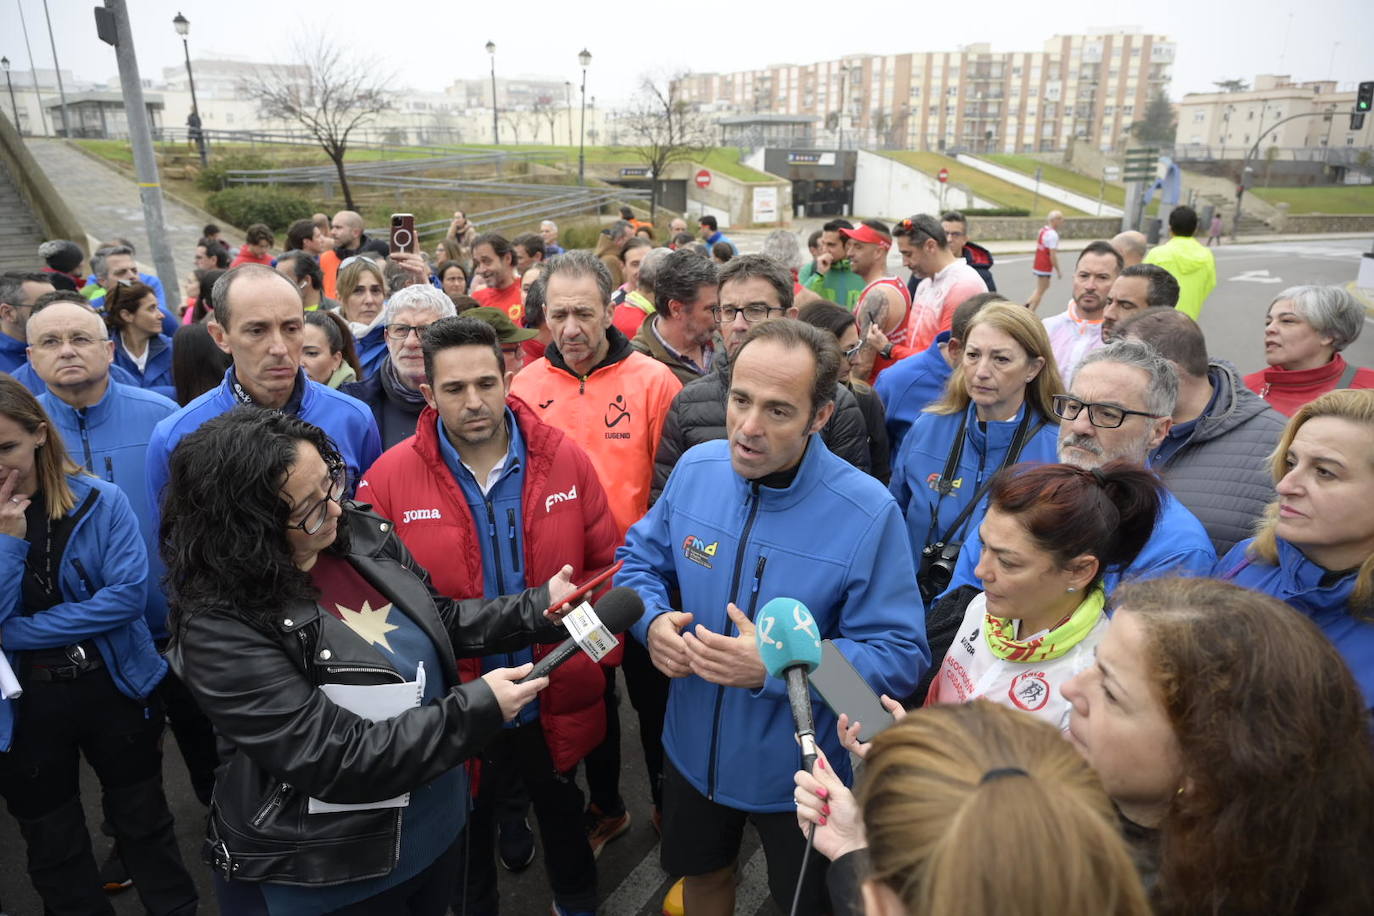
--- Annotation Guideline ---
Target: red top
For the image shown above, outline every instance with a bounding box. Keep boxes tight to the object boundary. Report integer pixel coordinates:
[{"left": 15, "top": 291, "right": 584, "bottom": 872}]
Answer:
[
  {"left": 1243, "top": 353, "right": 1374, "bottom": 417},
  {"left": 229, "top": 248, "right": 275, "bottom": 269},
  {"left": 473, "top": 283, "right": 524, "bottom": 323}
]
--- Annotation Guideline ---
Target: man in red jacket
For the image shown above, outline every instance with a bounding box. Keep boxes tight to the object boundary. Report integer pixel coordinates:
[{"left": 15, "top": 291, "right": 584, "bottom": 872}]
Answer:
[{"left": 358, "top": 315, "right": 618, "bottom": 916}]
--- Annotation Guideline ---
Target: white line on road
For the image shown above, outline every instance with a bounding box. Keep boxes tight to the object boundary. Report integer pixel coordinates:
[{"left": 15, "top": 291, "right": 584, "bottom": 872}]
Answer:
[
  {"left": 735, "top": 848, "right": 770, "bottom": 915},
  {"left": 599, "top": 847, "right": 670, "bottom": 916}
]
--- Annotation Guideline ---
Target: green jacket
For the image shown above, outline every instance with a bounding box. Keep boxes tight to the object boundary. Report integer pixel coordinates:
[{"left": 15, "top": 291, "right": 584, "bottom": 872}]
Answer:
[
  {"left": 802, "top": 261, "right": 866, "bottom": 309},
  {"left": 1144, "top": 235, "right": 1216, "bottom": 321}
]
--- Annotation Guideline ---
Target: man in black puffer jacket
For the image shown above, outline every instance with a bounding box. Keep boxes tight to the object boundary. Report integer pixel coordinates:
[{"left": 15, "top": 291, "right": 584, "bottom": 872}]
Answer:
[{"left": 651, "top": 255, "right": 871, "bottom": 502}]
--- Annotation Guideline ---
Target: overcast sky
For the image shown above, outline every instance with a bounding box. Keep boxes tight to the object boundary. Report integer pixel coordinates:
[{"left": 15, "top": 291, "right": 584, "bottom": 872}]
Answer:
[{"left": 10, "top": 0, "right": 1372, "bottom": 105}]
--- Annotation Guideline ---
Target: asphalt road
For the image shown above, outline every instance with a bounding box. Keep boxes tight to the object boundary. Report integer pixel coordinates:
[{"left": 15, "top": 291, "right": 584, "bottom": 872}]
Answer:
[{"left": 2, "top": 237, "right": 1371, "bottom": 916}]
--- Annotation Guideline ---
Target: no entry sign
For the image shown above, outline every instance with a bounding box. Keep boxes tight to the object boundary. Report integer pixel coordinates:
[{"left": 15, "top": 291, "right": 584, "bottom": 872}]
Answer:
[
  {"left": 937, "top": 167, "right": 950, "bottom": 183},
  {"left": 695, "top": 169, "right": 712, "bottom": 189}
]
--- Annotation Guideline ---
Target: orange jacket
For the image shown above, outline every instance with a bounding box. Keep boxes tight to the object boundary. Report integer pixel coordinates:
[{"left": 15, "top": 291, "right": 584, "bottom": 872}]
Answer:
[
  {"left": 510, "top": 326, "right": 681, "bottom": 538},
  {"left": 320, "top": 249, "right": 342, "bottom": 301}
]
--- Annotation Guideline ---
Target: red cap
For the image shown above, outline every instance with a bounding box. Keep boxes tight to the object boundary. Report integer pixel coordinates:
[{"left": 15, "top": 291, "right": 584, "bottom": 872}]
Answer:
[{"left": 839, "top": 224, "right": 891, "bottom": 249}]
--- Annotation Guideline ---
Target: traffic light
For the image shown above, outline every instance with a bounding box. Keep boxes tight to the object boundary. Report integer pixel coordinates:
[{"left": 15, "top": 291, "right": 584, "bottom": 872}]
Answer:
[
  {"left": 1357, "top": 81, "right": 1374, "bottom": 113},
  {"left": 1354, "top": 113, "right": 1367, "bottom": 131}
]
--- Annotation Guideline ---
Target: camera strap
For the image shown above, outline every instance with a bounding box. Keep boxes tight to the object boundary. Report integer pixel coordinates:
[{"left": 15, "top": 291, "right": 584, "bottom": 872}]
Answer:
[{"left": 927, "top": 408, "right": 1043, "bottom": 550}]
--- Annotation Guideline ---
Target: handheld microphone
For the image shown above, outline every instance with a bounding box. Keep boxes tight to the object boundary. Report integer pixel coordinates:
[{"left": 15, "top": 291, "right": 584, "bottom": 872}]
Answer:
[
  {"left": 517, "top": 587, "right": 644, "bottom": 684},
  {"left": 754, "top": 597, "right": 823, "bottom": 772}
]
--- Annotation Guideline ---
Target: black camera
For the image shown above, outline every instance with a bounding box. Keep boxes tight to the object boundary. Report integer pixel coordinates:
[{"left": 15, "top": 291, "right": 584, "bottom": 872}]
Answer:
[{"left": 917, "top": 540, "right": 962, "bottom": 604}]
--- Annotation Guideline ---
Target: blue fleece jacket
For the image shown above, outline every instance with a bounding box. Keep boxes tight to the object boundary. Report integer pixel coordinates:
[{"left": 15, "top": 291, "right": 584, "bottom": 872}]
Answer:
[
  {"left": 111, "top": 332, "right": 175, "bottom": 400},
  {"left": 890, "top": 402, "right": 1059, "bottom": 568},
  {"left": 145, "top": 368, "right": 382, "bottom": 523},
  {"left": 0, "top": 475, "right": 165, "bottom": 750},
  {"left": 874, "top": 331, "right": 954, "bottom": 454},
  {"left": 1216, "top": 538, "right": 1374, "bottom": 708},
  {"left": 0, "top": 332, "right": 26, "bottom": 375},
  {"left": 619, "top": 436, "right": 928, "bottom": 812},
  {"left": 939, "top": 488, "right": 1216, "bottom": 604},
  {"left": 40, "top": 381, "right": 179, "bottom": 638}
]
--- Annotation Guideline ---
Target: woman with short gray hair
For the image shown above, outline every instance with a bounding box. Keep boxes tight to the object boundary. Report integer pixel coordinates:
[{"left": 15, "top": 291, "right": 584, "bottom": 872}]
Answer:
[{"left": 1244, "top": 285, "right": 1373, "bottom": 415}]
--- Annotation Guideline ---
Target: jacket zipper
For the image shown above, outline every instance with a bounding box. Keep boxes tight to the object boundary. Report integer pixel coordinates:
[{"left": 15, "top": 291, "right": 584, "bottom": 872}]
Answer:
[
  {"left": 506, "top": 508, "right": 521, "bottom": 574},
  {"left": 706, "top": 483, "right": 762, "bottom": 800},
  {"left": 484, "top": 501, "right": 507, "bottom": 595},
  {"left": 77, "top": 412, "right": 94, "bottom": 472},
  {"left": 103, "top": 456, "right": 114, "bottom": 483},
  {"left": 251, "top": 782, "right": 293, "bottom": 828},
  {"left": 323, "top": 665, "right": 406, "bottom": 683}
]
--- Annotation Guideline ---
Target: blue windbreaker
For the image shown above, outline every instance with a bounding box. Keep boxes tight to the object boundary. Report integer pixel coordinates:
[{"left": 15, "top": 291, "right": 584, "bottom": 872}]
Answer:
[
  {"left": 0, "top": 332, "right": 26, "bottom": 375},
  {"left": 111, "top": 332, "right": 175, "bottom": 400},
  {"left": 40, "top": 382, "right": 179, "bottom": 638},
  {"left": 0, "top": 475, "right": 165, "bottom": 750},
  {"left": 1216, "top": 538, "right": 1374, "bottom": 708},
  {"left": 620, "top": 437, "right": 928, "bottom": 812},
  {"left": 873, "top": 331, "right": 954, "bottom": 454},
  {"left": 356, "top": 325, "right": 388, "bottom": 379},
  {"left": 890, "top": 402, "right": 1059, "bottom": 569},
  {"left": 145, "top": 368, "right": 382, "bottom": 521}
]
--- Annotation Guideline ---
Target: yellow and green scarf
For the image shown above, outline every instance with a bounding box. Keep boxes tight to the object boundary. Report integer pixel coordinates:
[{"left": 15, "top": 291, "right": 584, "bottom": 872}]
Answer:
[{"left": 983, "top": 588, "right": 1105, "bottom": 663}]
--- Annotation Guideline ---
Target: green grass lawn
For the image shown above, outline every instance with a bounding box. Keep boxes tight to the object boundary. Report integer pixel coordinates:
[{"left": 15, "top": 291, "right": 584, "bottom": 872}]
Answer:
[
  {"left": 882, "top": 151, "right": 1089, "bottom": 217},
  {"left": 457, "top": 144, "right": 773, "bottom": 182},
  {"left": 1251, "top": 185, "right": 1374, "bottom": 214},
  {"left": 984, "top": 153, "right": 1126, "bottom": 207}
]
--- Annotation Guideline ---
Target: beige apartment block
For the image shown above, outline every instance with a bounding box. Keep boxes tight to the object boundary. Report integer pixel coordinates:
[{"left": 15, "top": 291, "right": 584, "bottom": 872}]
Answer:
[
  {"left": 1176, "top": 74, "right": 1373, "bottom": 155},
  {"left": 673, "top": 28, "right": 1174, "bottom": 153}
]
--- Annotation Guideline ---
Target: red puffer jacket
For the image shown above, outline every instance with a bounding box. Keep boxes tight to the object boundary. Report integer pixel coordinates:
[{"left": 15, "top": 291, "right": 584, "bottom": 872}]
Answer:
[{"left": 358, "top": 397, "right": 621, "bottom": 770}]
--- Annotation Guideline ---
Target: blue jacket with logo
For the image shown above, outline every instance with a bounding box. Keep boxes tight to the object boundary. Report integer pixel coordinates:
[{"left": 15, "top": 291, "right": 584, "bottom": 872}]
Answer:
[
  {"left": 890, "top": 402, "right": 1059, "bottom": 569},
  {"left": 40, "top": 382, "right": 179, "bottom": 638},
  {"left": 0, "top": 475, "right": 166, "bottom": 750},
  {"left": 145, "top": 368, "right": 382, "bottom": 521},
  {"left": 111, "top": 332, "right": 175, "bottom": 400},
  {"left": 940, "top": 487, "right": 1216, "bottom": 604},
  {"left": 873, "top": 331, "right": 954, "bottom": 454},
  {"left": 1216, "top": 538, "right": 1374, "bottom": 708},
  {"left": 620, "top": 437, "right": 928, "bottom": 812}
]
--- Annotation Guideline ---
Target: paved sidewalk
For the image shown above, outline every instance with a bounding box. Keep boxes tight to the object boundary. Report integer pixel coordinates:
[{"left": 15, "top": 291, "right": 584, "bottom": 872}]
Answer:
[{"left": 24, "top": 138, "right": 236, "bottom": 299}]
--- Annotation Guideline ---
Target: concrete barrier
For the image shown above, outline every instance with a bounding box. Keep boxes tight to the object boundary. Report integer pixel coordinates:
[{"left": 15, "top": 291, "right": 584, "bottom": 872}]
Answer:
[
  {"left": 1268, "top": 213, "right": 1374, "bottom": 234},
  {"left": 965, "top": 216, "right": 1121, "bottom": 243},
  {"left": 0, "top": 111, "right": 88, "bottom": 247},
  {"left": 853, "top": 150, "right": 998, "bottom": 218}
]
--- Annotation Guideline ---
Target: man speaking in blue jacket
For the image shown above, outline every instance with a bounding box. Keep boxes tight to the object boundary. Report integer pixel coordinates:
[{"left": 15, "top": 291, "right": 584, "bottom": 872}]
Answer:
[{"left": 618, "top": 319, "right": 928, "bottom": 916}]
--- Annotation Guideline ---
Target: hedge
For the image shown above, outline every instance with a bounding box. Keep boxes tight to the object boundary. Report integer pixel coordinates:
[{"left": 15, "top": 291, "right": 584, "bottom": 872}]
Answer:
[{"left": 205, "top": 187, "right": 315, "bottom": 232}]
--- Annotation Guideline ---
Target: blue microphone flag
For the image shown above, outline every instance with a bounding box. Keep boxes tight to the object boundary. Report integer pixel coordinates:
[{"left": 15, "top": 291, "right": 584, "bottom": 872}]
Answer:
[{"left": 754, "top": 597, "right": 822, "bottom": 679}]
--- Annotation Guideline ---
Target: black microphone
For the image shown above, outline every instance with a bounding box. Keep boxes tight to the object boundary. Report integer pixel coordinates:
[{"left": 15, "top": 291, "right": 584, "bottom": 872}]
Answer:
[{"left": 517, "top": 587, "right": 644, "bottom": 684}]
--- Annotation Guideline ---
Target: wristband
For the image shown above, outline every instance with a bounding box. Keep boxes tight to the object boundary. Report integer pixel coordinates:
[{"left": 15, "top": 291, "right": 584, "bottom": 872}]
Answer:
[{"left": 880, "top": 343, "right": 894, "bottom": 360}]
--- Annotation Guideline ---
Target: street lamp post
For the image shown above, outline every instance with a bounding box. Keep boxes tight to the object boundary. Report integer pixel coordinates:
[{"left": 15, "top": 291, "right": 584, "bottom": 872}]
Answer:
[
  {"left": 1, "top": 58, "right": 18, "bottom": 132},
  {"left": 486, "top": 40, "right": 499, "bottom": 144},
  {"left": 578, "top": 49, "right": 591, "bottom": 185},
  {"left": 172, "top": 12, "right": 207, "bottom": 167}
]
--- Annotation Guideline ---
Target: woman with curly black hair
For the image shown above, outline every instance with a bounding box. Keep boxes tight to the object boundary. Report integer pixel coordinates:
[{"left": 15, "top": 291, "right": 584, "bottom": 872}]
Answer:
[{"left": 161, "top": 407, "right": 578, "bottom": 915}]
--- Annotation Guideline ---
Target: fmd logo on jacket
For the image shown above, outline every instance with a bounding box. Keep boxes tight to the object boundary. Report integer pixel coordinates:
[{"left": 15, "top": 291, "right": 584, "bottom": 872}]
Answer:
[{"left": 545, "top": 486, "right": 578, "bottom": 513}]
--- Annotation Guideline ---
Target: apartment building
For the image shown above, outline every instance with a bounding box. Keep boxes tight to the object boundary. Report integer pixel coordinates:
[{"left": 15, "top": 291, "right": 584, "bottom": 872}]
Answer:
[
  {"left": 1176, "top": 74, "right": 1373, "bottom": 154},
  {"left": 674, "top": 29, "right": 1174, "bottom": 153}
]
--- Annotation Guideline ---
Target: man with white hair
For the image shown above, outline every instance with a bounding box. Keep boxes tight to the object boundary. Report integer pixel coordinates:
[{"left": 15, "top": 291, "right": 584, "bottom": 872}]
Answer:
[
  {"left": 541, "top": 220, "right": 565, "bottom": 257},
  {"left": 341, "top": 284, "right": 458, "bottom": 449}
]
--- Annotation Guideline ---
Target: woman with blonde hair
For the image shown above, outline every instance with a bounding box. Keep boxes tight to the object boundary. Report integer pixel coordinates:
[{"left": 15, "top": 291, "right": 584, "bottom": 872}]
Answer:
[
  {"left": 1213, "top": 387, "right": 1374, "bottom": 705},
  {"left": 889, "top": 301, "right": 1064, "bottom": 602},
  {"left": 334, "top": 255, "right": 389, "bottom": 378},
  {"left": 795, "top": 700, "right": 1150, "bottom": 916}
]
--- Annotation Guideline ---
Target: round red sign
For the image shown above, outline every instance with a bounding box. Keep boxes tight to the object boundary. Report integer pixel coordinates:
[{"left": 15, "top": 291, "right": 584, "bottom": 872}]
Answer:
[
  {"left": 938, "top": 167, "right": 950, "bottom": 183},
  {"left": 694, "top": 169, "right": 712, "bottom": 189}
]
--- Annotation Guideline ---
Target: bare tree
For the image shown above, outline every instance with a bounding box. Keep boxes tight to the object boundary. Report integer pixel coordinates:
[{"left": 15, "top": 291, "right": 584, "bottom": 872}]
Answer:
[
  {"left": 531, "top": 95, "right": 560, "bottom": 145},
  {"left": 619, "top": 72, "right": 716, "bottom": 215},
  {"left": 239, "top": 37, "right": 393, "bottom": 210}
]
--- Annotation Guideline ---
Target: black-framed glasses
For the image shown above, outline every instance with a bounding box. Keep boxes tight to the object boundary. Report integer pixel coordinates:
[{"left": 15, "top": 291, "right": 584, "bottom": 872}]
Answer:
[
  {"left": 385, "top": 323, "right": 433, "bottom": 341},
  {"left": 1052, "top": 395, "right": 1162, "bottom": 429},
  {"left": 286, "top": 466, "right": 346, "bottom": 535},
  {"left": 710, "top": 305, "right": 786, "bottom": 324}
]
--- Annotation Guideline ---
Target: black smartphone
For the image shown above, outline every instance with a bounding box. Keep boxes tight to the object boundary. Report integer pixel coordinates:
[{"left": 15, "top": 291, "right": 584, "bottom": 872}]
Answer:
[
  {"left": 809, "top": 640, "right": 896, "bottom": 744},
  {"left": 389, "top": 213, "right": 417, "bottom": 255}
]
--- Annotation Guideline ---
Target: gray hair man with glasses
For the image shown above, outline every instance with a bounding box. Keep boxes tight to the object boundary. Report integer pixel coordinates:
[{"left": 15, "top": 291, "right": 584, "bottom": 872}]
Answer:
[
  {"left": 651, "top": 254, "right": 873, "bottom": 503},
  {"left": 933, "top": 338, "right": 1215, "bottom": 603},
  {"left": 340, "top": 284, "right": 457, "bottom": 449}
]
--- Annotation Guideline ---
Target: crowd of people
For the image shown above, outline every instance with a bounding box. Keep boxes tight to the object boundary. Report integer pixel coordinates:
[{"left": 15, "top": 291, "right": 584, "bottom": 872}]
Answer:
[{"left": 0, "top": 198, "right": 1371, "bottom": 916}]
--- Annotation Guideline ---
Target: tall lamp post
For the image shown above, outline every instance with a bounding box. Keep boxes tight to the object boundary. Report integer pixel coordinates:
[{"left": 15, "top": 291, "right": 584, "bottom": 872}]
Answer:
[
  {"left": 577, "top": 48, "right": 591, "bottom": 185},
  {"left": 172, "top": 12, "right": 207, "bottom": 167},
  {"left": 486, "top": 40, "right": 499, "bottom": 144},
  {"left": 1, "top": 58, "right": 19, "bottom": 132}
]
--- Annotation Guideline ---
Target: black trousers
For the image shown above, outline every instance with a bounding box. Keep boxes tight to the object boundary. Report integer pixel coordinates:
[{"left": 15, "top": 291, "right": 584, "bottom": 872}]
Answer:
[
  {"left": 455, "top": 721, "right": 597, "bottom": 914},
  {"left": 619, "top": 636, "right": 669, "bottom": 809},
  {"left": 0, "top": 666, "right": 198, "bottom": 916},
  {"left": 155, "top": 636, "right": 220, "bottom": 807}
]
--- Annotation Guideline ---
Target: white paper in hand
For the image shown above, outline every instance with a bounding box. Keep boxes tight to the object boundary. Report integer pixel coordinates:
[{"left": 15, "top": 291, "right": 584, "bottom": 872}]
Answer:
[
  {"left": 0, "top": 653, "right": 21, "bottom": 700},
  {"left": 308, "top": 662, "right": 426, "bottom": 814}
]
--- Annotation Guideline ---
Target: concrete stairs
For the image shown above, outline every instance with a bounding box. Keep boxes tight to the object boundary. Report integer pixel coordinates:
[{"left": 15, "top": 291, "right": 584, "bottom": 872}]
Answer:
[{"left": 0, "top": 158, "right": 48, "bottom": 272}]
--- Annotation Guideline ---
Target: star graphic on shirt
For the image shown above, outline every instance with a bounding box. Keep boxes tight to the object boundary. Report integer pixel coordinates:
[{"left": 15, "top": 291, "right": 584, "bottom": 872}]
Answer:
[{"left": 336, "top": 600, "right": 399, "bottom": 653}]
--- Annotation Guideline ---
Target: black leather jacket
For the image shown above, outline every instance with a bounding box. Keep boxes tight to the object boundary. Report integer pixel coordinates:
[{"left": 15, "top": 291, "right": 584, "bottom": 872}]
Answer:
[{"left": 166, "top": 503, "right": 562, "bottom": 887}]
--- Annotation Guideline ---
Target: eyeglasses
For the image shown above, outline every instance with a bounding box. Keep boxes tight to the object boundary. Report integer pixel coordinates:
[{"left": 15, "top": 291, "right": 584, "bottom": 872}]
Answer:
[
  {"left": 710, "top": 305, "right": 786, "bottom": 324},
  {"left": 1052, "top": 395, "right": 1162, "bottom": 429},
  {"left": 33, "top": 333, "right": 104, "bottom": 351},
  {"left": 843, "top": 339, "right": 864, "bottom": 361},
  {"left": 385, "top": 323, "right": 433, "bottom": 341},
  {"left": 285, "top": 466, "right": 346, "bottom": 535}
]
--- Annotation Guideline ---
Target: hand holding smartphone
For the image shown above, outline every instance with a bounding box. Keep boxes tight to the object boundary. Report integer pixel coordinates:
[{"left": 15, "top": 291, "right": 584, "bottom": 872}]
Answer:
[{"left": 389, "top": 213, "right": 417, "bottom": 255}]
